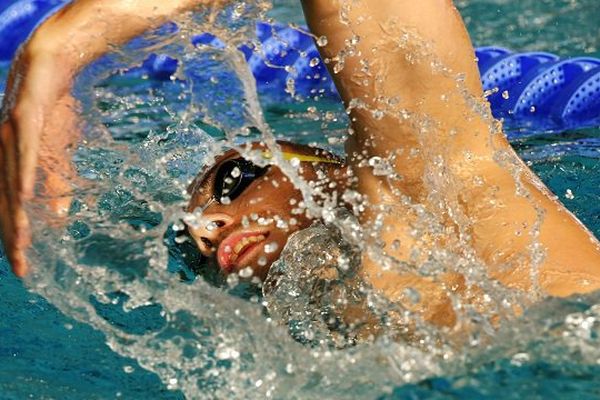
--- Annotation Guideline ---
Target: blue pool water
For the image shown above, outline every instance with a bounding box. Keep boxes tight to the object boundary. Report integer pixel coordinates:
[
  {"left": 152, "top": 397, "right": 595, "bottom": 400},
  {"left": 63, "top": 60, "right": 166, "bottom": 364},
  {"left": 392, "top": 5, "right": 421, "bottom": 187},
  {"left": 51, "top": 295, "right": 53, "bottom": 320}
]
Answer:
[{"left": 2, "top": 0, "right": 600, "bottom": 399}]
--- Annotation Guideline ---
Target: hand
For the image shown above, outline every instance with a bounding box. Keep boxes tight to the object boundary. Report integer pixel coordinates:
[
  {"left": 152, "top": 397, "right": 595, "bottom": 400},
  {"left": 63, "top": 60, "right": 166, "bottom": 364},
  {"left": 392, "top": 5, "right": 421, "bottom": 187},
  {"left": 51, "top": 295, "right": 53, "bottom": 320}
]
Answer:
[
  {"left": 0, "top": 36, "right": 78, "bottom": 277},
  {"left": 0, "top": 0, "right": 232, "bottom": 277}
]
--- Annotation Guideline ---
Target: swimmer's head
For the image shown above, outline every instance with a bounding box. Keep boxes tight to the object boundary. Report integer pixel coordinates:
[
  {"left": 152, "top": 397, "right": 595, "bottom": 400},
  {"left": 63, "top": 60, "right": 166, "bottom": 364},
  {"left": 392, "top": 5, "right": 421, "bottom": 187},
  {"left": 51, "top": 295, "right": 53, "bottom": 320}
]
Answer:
[{"left": 185, "top": 141, "right": 348, "bottom": 280}]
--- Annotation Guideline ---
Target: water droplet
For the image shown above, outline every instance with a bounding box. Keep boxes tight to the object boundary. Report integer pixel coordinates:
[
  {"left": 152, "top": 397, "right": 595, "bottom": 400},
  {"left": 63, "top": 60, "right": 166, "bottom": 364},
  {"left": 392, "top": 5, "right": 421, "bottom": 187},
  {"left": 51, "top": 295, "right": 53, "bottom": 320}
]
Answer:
[
  {"left": 333, "top": 62, "right": 344, "bottom": 74},
  {"left": 502, "top": 90, "right": 510, "bottom": 99},
  {"left": 123, "top": 365, "right": 134, "bottom": 373},
  {"left": 403, "top": 287, "right": 421, "bottom": 304},
  {"left": 241, "top": 216, "right": 250, "bottom": 227},
  {"left": 227, "top": 273, "right": 239, "bottom": 288},
  {"left": 215, "top": 346, "right": 240, "bottom": 360},
  {"left": 220, "top": 196, "right": 231, "bottom": 205},
  {"left": 264, "top": 242, "right": 279, "bottom": 254},
  {"left": 333, "top": 253, "right": 349, "bottom": 271},
  {"left": 172, "top": 222, "right": 185, "bottom": 232},
  {"left": 372, "top": 110, "right": 384, "bottom": 120},
  {"left": 239, "top": 267, "right": 254, "bottom": 278},
  {"left": 309, "top": 57, "right": 320, "bottom": 67},
  {"left": 206, "top": 221, "right": 219, "bottom": 232},
  {"left": 510, "top": 352, "right": 530, "bottom": 367},
  {"left": 167, "top": 378, "right": 178, "bottom": 390},
  {"left": 565, "top": 189, "right": 574, "bottom": 199},
  {"left": 316, "top": 36, "right": 328, "bottom": 47}
]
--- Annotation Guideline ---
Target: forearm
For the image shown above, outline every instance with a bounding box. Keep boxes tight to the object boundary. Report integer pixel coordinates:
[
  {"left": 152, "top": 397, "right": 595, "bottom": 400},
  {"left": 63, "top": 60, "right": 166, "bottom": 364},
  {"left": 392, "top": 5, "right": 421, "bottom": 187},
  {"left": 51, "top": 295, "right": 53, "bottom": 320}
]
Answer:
[{"left": 27, "top": 0, "right": 228, "bottom": 78}]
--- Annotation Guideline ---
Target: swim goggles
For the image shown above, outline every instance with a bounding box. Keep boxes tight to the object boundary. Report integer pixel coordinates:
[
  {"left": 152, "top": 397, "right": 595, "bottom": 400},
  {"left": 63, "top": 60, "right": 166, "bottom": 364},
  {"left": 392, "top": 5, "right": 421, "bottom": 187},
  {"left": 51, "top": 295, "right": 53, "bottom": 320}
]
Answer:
[{"left": 212, "top": 151, "right": 342, "bottom": 204}]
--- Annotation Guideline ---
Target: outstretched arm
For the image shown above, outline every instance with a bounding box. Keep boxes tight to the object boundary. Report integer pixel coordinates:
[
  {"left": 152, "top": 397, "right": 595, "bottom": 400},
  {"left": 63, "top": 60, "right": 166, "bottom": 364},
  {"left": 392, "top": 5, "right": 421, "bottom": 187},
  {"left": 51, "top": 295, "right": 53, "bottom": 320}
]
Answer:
[{"left": 0, "top": 0, "right": 227, "bottom": 276}]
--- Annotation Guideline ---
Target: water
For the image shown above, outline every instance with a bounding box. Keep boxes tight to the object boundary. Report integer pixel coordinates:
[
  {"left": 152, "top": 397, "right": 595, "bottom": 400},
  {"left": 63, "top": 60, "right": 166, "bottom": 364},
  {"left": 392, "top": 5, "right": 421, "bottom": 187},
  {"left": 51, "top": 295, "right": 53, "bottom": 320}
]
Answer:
[{"left": 2, "top": 0, "right": 600, "bottom": 398}]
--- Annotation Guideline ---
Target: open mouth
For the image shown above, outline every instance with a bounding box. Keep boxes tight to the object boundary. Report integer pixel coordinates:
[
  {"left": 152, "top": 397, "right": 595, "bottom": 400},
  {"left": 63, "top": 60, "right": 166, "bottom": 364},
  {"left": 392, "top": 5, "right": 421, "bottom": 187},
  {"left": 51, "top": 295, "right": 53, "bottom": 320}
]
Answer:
[{"left": 217, "top": 231, "right": 269, "bottom": 273}]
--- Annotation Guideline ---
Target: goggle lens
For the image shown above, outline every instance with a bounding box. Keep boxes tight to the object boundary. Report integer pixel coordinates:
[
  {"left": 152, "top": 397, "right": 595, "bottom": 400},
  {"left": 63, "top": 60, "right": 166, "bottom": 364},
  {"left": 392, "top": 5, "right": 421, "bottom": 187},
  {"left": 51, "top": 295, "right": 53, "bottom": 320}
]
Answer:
[{"left": 214, "top": 158, "right": 268, "bottom": 203}]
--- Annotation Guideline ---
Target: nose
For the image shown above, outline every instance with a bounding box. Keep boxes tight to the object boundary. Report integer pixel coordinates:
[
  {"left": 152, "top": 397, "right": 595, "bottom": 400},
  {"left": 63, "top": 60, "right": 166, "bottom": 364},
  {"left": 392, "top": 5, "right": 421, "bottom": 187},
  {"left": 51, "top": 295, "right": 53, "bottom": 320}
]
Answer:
[{"left": 186, "top": 212, "right": 234, "bottom": 256}]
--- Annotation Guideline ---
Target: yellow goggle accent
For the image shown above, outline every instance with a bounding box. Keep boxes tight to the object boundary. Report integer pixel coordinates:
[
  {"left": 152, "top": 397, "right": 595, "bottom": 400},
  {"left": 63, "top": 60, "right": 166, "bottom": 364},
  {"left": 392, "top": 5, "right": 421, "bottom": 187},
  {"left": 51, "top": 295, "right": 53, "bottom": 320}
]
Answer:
[{"left": 261, "top": 150, "right": 342, "bottom": 164}]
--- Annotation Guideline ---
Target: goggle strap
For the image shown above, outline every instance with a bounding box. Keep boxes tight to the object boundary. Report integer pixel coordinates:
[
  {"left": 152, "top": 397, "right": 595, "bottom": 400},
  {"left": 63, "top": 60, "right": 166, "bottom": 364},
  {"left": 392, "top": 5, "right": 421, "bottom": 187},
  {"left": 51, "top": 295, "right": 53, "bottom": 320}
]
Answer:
[{"left": 262, "top": 151, "right": 342, "bottom": 164}]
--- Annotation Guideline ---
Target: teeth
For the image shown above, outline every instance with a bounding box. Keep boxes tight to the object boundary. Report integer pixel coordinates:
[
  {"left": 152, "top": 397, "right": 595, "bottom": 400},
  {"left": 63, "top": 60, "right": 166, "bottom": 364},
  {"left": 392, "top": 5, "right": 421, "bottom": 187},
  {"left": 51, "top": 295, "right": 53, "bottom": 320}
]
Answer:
[
  {"left": 233, "top": 240, "right": 246, "bottom": 254},
  {"left": 230, "top": 235, "right": 267, "bottom": 259}
]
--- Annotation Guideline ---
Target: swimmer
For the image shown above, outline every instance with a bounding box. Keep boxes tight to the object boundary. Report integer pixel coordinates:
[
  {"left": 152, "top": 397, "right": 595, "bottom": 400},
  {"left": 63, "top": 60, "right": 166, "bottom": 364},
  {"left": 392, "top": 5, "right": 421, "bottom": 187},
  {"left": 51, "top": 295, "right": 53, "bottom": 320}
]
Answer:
[{"left": 2, "top": 0, "right": 600, "bottom": 327}]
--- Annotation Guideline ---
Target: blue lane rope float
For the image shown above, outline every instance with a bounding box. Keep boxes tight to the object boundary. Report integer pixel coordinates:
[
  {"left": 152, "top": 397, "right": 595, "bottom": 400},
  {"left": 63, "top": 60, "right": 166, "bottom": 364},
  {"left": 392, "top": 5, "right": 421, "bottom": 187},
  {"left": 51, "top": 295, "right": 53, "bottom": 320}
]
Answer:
[{"left": 1, "top": 0, "right": 599, "bottom": 133}]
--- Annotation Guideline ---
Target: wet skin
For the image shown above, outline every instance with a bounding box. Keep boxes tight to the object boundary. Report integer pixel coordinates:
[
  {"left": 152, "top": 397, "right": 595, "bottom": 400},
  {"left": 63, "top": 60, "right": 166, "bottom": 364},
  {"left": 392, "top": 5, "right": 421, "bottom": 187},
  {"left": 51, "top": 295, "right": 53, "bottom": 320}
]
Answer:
[{"left": 185, "top": 141, "right": 348, "bottom": 281}]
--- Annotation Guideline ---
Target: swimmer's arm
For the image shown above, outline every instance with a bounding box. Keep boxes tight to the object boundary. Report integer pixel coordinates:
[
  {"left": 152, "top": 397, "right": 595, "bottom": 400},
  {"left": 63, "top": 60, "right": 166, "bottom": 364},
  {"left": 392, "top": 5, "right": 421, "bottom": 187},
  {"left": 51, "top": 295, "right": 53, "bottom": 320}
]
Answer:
[
  {"left": 30, "top": 0, "right": 227, "bottom": 75},
  {"left": 302, "top": 0, "right": 600, "bottom": 301},
  {"left": 301, "top": 0, "right": 495, "bottom": 194},
  {"left": 300, "top": 0, "right": 496, "bottom": 318},
  {"left": 0, "top": 0, "right": 230, "bottom": 276}
]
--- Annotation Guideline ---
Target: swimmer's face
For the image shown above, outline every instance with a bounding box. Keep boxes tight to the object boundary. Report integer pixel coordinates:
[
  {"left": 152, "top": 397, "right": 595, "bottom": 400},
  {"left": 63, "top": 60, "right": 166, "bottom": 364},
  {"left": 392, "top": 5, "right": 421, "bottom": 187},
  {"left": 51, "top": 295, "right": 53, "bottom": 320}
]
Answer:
[{"left": 185, "top": 142, "right": 347, "bottom": 281}]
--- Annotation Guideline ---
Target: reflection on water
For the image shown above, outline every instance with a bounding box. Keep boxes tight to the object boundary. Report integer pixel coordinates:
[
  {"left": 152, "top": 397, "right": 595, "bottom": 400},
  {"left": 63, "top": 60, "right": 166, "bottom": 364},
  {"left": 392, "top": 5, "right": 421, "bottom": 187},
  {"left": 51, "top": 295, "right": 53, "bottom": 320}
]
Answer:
[{"left": 2, "top": 0, "right": 600, "bottom": 399}]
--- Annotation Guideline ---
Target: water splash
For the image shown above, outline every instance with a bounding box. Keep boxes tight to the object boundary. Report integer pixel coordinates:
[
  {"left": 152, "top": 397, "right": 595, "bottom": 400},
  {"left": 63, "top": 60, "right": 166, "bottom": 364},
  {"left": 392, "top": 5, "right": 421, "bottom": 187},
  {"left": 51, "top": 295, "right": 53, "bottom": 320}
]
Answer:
[{"left": 14, "top": 1, "right": 600, "bottom": 398}]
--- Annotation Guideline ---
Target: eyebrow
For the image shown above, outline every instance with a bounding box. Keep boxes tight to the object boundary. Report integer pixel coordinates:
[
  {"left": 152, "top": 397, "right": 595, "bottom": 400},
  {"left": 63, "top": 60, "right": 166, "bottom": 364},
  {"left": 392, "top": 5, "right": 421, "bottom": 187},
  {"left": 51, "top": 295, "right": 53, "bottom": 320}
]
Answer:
[
  {"left": 188, "top": 164, "right": 219, "bottom": 208},
  {"left": 191, "top": 165, "right": 217, "bottom": 194}
]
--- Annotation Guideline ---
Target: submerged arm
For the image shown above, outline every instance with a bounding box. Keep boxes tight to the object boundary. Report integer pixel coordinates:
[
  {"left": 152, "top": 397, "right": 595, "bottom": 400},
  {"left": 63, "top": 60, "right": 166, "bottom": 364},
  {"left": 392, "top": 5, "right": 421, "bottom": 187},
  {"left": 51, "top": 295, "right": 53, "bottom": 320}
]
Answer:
[{"left": 0, "top": 0, "right": 228, "bottom": 276}]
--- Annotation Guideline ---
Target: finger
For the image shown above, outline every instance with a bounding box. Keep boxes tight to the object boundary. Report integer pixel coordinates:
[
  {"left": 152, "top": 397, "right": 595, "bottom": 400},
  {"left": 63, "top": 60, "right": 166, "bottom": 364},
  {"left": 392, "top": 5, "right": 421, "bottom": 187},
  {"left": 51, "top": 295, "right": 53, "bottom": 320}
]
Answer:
[
  {"left": 40, "top": 159, "right": 74, "bottom": 217},
  {"left": 2, "top": 118, "right": 20, "bottom": 211},
  {"left": 0, "top": 121, "right": 16, "bottom": 233},
  {"left": 38, "top": 94, "right": 79, "bottom": 217},
  {"left": 9, "top": 206, "right": 30, "bottom": 277},
  {"left": 13, "top": 99, "right": 44, "bottom": 200},
  {"left": 0, "top": 135, "right": 9, "bottom": 250},
  {"left": 0, "top": 122, "right": 29, "bottom": 276},
  {"left": 10, "top": 250, "right": 29, "bottom": 277}
]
